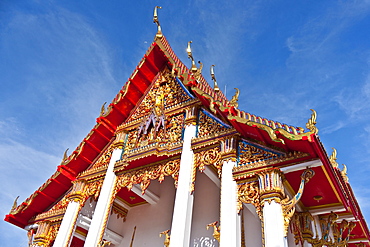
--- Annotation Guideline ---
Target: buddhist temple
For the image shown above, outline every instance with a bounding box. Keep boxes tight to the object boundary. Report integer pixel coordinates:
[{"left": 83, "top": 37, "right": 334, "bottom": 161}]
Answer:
[{"left": 5, "top": 7, "right": 370, "bottom": 247}]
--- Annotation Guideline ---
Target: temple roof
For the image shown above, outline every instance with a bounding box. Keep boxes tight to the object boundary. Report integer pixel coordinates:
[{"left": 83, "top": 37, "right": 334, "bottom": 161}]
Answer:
[{"left": 5, "top": 30, "right": 370, "bottom": 245}]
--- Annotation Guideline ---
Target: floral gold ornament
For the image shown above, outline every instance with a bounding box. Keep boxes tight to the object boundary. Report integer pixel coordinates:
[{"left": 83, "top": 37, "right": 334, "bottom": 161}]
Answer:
[
  {"left": 237, "top": 181, "right": 262, "bottom": 219},
  {"left": 115, "top": 159, "right": 180, "bottom": 195},
  {"left": 206, "top": 221, "right": 220, "bottom": 242},
  {"left": 159, "top": 229, "right": 170, "bottom": 247}
]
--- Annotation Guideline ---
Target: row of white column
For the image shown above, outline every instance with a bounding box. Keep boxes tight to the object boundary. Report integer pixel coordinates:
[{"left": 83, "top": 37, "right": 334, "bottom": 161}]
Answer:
[{"left": 52, "top": 123, "right": 288, "bottom": 247}]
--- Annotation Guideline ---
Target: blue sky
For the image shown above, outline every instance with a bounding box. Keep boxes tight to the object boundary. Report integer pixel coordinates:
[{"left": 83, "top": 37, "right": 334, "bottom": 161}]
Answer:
[{"left": 1, "top": 1, "right": 370, "bottom": 246}]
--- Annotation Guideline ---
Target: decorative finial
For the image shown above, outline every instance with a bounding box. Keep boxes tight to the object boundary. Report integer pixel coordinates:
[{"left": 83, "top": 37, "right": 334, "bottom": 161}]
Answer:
[
  {"left": 210, "top": 65, "right": 220, "bottom": 92},
  {"left": 186, "top": 41, "right": 197, "bottom": 72},
  {"left": 100, "top": 102, "right": 107, "bottom": 116},
  {"left": 329, "top": 148, "right": 339, "bottom": 168},
  {"left": 159, "top": 230, "right": 170, "bottom": 247},
  {"left": 153, "top": 6, "right": 163, "bottom": 39},
  {"left": 61, "top": 148, "right": 69, "bottom": 164},
  {"left": 306, "top": 109, "right": 318, "bottom": 134},
  {"left": 341, "top": 164, "right": 349, "bottom": 182},
  {"left": 229, "top": 88, "right": 240, "bottom": 108},
  {"left": 9, "top": 196, "right": 19, "bottom": 213}
]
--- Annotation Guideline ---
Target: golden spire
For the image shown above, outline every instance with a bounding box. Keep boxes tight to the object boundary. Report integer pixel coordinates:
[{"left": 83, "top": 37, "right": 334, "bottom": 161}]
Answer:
[
  {"left": 210, "top": 65, "right": 220, "bottom": 92},
  {"left": 153, "top": 6, "right": 163, "bottom": 39},
  {"left": 187, "top": 41, "right": 197, "bottom": 72}
]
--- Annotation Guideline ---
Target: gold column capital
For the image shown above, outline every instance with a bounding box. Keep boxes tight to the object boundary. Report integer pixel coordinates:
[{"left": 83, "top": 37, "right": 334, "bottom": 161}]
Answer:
[
  {"left": 66, "top": 179, "right": 87, "bottom": 203},
  {"left": 256, "top": 168, "right": 285, "bottom": 203}
]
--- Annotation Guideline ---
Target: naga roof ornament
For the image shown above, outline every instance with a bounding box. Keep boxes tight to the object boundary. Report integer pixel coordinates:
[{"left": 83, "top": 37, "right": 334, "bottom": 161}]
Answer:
[
  {"left": 329, "top": 147, "right": 339, "bottom": 168},
  {"left": 306, "top": 109, "right": 318, "bottom": 134}
]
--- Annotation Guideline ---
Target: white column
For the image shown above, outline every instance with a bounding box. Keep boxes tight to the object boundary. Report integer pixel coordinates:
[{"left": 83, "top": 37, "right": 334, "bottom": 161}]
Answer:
[
  {"left": 169, "top": 123, "right": 197, "bottom": 247},
  {"left": 84, "top": 148, "right": 123, "bottom": 247},
  {"left": 53, "top": 201, "right": 82, "bottom": 247},
  {"left": 220, "top": 159, "right": 240, "bottom": 247},
  {"left": 263, "top": 201, "right": 286, "bottom": 247},
  {"left": 257, "top": 169, "right": 287, "bottom": 247},
  {"left": 53, "top": 180, "right": 86, "bottom": 247}
]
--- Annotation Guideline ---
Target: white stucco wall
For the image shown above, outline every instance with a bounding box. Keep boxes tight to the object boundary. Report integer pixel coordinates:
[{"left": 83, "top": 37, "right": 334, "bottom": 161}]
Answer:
[
  {"left": 190, "top": 171, "right": 220, "bottom": 247},
  {"left": 243, "top": 204, "right": 263, "bottom": 247},
  {"left": 111, "top": 177, "right": 176, "bottom": 247}
]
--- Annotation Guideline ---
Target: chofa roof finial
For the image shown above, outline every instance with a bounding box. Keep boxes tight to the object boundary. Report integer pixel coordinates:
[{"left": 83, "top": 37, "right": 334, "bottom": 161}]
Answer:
[
  {"left": 187, "top": 41, "right": 197, "bottom": 72},
  {"left": 153, "top": 6, "right": 163, "bottom": 39},
  {"left": 210, "top": 65, "right": 220, "bottom": 92}
]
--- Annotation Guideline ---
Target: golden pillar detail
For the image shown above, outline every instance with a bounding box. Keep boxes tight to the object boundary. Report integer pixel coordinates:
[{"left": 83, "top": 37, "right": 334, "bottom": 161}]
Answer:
[
  {"left": 184, "top": 106, "right": 198, "bottom": 126},
  {"left": 256, "top": 168, "right": 285, "bottom": 203},
  {"left": 31, "top": 220, "right": 60, "bottom": 247}
]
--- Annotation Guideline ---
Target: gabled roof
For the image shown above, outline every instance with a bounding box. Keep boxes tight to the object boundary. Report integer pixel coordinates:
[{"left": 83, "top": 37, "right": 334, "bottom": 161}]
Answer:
[{"left": 5, "top": 31, "right": 370, "bottom": 244}]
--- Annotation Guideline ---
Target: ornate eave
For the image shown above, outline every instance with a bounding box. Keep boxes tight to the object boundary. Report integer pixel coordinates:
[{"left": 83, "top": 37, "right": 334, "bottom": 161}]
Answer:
[{"left": 5, "top": 27, "right": 370, "bottom": 245}]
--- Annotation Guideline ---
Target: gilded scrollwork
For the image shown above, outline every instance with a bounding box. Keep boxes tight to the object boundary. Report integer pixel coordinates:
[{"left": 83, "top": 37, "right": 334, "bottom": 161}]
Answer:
[
  {"left": 85, "top": 179, "right": 104, "bottom": 200},
  {"left": 90, "top": 146, "right": 114, "bottom": 170},
  {"left": 237, "top": 181, "right": 262, "bottom": 220},
  {"left": 128, "top": 67, "right": 191, "bottom": 122},
  {"left": 30, "top": 221, "right": 60, "bottom": 247},
  {"left": 197, "top": 110, "right": 230, "bottom": 138},
  {"left": 115, "top": 159, "right": 180, "bottom": 195},
  {"left": 238, "top": 141, "right": 281, "bottom": 166},
  {"left": 191, "top": 147, "right": 223, "bottom": 193}
]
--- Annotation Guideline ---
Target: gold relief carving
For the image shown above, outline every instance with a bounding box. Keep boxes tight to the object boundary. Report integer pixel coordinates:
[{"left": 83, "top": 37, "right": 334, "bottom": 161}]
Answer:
[
  {"left": 256, "top": 168, "right": 285, "bottom": 202},
  {"left": 197, "top": 110, "right": 230, "bottom": 138},
  {"left": 237, "top": 182, "right": 262, "bottom": 220},
  {"left": 31, "top": 221, "right": 59, "bottom": 247},
  {"left": 159, "top": 230, "right": 170, "bottom": 247},
  {"left": 238, "top": 141, "right": 280, "bottom": 166},
  {"left": 112, "top": 202, "right": 128, "bottom": 221},
  {"left": 192, "top": 147, "right": 223, "bottom": 193},
  {"left": 125, "top": 113, "right": 184, "bottom": 152},
  {"left": 128, "top": 67, "right": 191, "bottom": 123},
  {"left": 206, "top": 221, "right": 220, "bottom": 242},
  {"left": 85, "top": 179, "right": 104, "bottom": 200},
  {"left": 166, "top": 114, "right": 184, "bottom": 143},
  {"left": 115, "top": 159, "right": 180, "bottom": 195},
  {"left": 281, "top": 169, "right": 314, "bottom": 236},
  {"left": 90, "top": 146, "right": 114, "bottom": 170}
]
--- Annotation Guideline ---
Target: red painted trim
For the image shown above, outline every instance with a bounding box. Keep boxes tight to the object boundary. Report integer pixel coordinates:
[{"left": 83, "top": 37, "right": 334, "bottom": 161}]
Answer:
[{"left": 57, "top": 165, "right": 76, "bottom": 181}]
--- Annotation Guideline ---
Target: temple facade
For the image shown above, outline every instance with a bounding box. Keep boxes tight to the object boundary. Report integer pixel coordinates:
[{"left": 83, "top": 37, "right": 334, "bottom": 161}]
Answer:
[{"left": 5, "top": 9, "right": 370, "bottom": 247}]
